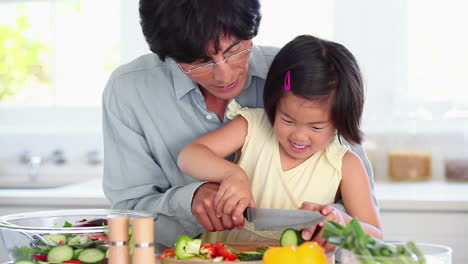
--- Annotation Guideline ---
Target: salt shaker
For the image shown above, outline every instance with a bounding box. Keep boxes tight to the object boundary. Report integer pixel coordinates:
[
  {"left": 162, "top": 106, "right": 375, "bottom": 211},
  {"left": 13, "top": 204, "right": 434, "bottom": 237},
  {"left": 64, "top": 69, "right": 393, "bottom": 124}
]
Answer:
[
  {"left": 132, "top": 217, "right": 156, "bottom": 264},
  {"left": 108, "top": 215, "right": 130, "bottom": 264}
]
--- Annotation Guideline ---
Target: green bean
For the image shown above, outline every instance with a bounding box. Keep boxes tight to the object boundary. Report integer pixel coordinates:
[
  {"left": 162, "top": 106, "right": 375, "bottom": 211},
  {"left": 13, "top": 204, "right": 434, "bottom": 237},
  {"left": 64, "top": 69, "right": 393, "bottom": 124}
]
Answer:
[{"left": 407, "top": 241, "right": 426, "bottom": 264}]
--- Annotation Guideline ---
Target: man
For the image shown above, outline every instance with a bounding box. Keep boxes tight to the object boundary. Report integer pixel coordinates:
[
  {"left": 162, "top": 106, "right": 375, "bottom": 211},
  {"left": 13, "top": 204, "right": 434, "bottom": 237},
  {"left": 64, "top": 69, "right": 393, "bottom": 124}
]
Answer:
[{"left": 102, "top": 0, "right": 377, "bottom": 252}]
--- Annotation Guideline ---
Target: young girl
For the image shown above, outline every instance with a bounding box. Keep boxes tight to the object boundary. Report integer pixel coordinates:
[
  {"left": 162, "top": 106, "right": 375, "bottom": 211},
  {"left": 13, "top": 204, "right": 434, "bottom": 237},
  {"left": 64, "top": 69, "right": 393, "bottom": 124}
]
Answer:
[{"left": 178, "top": 35, "right": 382, "bottom": 244}]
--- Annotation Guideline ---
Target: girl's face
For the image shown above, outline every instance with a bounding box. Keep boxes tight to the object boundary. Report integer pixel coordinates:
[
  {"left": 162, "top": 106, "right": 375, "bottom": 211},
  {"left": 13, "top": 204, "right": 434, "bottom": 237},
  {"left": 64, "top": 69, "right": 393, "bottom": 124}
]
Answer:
[{"left": 273, "top": 92, "right": 336, "bottom": 163}]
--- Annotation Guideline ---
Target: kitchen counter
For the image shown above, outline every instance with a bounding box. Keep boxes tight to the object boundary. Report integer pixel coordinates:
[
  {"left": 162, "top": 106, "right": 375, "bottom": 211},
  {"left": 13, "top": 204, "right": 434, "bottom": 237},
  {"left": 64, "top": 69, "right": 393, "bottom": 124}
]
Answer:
[
  {"left": 1, "top": 179, "right": 467, "bottom": 263},
  {"left": 1, "top": 179, "right": 468, "bottom": 211},
  {"left": 0, "top": 178, "right": 110, "bottom": 208},
  {"left": 375, "top": 181, "right": 468, "bottom": 211}
]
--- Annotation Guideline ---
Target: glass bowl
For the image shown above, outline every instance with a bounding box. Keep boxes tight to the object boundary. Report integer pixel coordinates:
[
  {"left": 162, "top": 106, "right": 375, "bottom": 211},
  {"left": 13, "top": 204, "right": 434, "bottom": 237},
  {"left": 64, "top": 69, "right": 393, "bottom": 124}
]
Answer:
[
  {"left": 0, "top": 209, "right": 152, "bottom": 264},
  {"left": 339, "top": 242, "right": 452, "bottom": 264}
]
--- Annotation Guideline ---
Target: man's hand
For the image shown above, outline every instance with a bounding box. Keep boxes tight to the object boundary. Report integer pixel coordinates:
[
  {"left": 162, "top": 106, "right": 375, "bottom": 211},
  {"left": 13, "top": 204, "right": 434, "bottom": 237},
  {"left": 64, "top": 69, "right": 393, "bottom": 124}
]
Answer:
[
  {"left": 192, "top": 182, "right": 238, "bottom": 231},
  {"left": 299, "top": 202, "right": 345, "bottom": 252},
  {"left": 213, "top": 172, "right": 255, "bottom": 228}
]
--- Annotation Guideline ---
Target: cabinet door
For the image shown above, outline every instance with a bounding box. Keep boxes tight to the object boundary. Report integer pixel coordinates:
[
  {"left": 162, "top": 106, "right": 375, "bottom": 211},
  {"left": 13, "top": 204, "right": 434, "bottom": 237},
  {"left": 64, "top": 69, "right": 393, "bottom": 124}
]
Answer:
[{"left": 381, "top": 210, "right": 468, "bottom": 264}]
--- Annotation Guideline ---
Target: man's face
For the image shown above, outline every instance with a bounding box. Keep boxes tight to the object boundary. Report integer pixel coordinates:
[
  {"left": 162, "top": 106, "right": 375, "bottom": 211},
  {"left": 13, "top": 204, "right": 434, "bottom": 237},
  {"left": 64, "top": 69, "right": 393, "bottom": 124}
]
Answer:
[{"left": 178, "top": 35, "right": 252, "bottom": 100}]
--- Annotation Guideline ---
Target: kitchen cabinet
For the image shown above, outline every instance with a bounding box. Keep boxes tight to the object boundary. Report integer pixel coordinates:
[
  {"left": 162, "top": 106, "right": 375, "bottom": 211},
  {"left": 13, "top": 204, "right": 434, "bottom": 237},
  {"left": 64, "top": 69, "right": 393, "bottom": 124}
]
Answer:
[
  {"left": 380, "top": 210, "right": 468, "bottom": 264},
  {"left": 377, "top": 182, "right": 468, "bottom": 264}
]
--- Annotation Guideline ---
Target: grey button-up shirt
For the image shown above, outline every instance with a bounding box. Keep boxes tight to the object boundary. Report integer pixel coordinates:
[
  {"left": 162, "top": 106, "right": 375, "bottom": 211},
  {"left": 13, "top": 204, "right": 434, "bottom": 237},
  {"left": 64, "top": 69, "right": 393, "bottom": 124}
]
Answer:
[{"left": 102, "top": 44, "right": 378, "bottom": 252}]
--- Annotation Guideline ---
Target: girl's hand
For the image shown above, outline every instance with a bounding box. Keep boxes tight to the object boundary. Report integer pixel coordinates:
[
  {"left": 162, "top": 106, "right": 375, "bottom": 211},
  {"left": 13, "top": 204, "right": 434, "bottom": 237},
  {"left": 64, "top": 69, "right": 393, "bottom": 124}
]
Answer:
[
  {"left": 318, "top": 204, "right": 346, "bottom": 227},
  {"left": 214, "top": 171, "right": 255, "bottom": 227},
  {"left": 300, "top": 202, "right": 345, "bottom": 252}
]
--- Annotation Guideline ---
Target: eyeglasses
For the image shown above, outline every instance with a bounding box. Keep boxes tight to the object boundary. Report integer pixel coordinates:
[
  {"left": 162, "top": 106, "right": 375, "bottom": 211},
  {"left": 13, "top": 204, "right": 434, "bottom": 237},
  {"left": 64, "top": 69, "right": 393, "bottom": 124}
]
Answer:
[{"left": 178, "top": 45, "right": 252, "bottom": 76}]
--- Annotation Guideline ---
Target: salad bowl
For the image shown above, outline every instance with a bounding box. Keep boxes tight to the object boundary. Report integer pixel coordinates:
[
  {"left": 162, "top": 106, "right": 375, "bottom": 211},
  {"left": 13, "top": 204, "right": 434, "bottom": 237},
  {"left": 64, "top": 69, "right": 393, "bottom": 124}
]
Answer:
[
  {"left": 339, "top": 242, "right": 452, "bottom": 264},
  {"left": 0, "top": 209, "right": 152, "bottom": 264}
]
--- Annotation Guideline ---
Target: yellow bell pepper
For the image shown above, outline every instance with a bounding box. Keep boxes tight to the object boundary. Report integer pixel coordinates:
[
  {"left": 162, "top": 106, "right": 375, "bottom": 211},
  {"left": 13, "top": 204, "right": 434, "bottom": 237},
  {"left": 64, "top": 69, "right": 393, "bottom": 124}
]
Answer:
[{"left": 263, "top": 242, "right": 327, "bottom": 264}]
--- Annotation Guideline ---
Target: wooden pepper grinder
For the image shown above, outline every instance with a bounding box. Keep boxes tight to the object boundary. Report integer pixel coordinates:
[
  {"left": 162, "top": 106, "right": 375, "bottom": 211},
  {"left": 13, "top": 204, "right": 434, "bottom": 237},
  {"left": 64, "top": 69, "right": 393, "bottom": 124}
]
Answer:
[
  {"left": 108, "top": 215, "right": 130, "bottom": 264},
  {"left": 132, "top": 216, "right": 156, "bottom": 264}
]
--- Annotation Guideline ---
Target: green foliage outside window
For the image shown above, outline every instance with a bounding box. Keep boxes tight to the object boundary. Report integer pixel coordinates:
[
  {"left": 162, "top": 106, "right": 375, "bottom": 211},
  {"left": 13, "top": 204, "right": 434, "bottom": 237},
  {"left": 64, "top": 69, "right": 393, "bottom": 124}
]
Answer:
[{"left": 0, "top": 7, "right": 50, "bottom": 101}]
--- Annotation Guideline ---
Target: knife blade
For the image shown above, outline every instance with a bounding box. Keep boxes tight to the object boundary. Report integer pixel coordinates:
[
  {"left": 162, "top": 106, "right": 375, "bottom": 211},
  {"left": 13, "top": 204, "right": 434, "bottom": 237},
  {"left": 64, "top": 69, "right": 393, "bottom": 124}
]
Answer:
[{"left": 243, "top": 207, "right": 325, "bottom": 231}]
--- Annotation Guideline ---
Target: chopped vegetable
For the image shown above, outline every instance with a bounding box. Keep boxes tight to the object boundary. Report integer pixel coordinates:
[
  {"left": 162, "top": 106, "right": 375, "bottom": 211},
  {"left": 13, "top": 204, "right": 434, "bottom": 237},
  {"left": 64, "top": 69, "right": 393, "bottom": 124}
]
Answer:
[
  {"left": 174, "top": 235, "right": 202, "bottom": 259},
  {"left": 157, "top": 248, "right": 175, "bottom": 259},
  {"left": 31, "top": 253, "right": 47, "bottom": 261},
  {"left": 280, "top": 228, "right": 304, "bottom": 246},
  {"left": 237, "top": 251, "right": 263, "bottom": 261},
  {"left": 214, "top": 242, "right": 237, "bottom": 261},
  {"left": 47, "top": 245, "right": 74, "bottom": 262},
  {"left": 12, "top": 218, "right": 120, "bottom": 264},
  {"left": 165, "top": 235, "right": 270, "bottom": 261},
  {"left": 200, "top": 242, "right": 215, "bottom": 258},
  {"left": 77, "top": 248, "right": 106, "bottom": 263},
  {"left": 322, "top": 218, "right": 426, "bottom": 264},
  {"left": 73, "top": 218, "right": 108, "bottom": 227}
]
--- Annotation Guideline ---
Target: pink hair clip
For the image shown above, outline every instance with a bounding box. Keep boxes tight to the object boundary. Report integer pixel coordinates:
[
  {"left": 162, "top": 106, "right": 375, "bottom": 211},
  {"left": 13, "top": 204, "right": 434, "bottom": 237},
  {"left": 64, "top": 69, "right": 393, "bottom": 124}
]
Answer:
[{"left": 284, "top": 70, "right": 291, "bottom": 91}]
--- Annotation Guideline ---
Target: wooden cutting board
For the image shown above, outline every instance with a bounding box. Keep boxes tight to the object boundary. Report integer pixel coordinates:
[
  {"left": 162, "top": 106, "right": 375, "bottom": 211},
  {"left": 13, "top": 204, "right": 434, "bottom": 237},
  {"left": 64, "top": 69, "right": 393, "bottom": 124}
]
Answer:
[{"left": 161, "top": 242, "right": 335, "bottom": 264}]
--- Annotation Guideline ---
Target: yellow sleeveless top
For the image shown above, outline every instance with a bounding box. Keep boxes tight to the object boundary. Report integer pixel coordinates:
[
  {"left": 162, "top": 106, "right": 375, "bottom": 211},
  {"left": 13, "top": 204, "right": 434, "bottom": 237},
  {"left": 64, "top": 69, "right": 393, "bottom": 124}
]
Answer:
[{"left": 202, "top": 100, "right": 350, "bottom": 243}]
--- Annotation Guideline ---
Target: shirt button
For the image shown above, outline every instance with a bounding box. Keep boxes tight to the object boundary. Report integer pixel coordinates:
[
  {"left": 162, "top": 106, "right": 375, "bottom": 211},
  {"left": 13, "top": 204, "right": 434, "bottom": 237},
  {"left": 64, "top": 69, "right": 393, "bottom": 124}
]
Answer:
[{"left": 206, "top": 115, "right": 213, "bottom": 120}]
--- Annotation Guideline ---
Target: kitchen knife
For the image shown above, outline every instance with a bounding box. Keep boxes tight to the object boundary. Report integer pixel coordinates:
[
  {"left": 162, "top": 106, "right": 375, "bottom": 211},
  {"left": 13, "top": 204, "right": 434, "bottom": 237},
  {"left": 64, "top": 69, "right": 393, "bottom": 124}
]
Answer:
[{"left": 243, "top": 207, "right": 326, "bottom": 231}]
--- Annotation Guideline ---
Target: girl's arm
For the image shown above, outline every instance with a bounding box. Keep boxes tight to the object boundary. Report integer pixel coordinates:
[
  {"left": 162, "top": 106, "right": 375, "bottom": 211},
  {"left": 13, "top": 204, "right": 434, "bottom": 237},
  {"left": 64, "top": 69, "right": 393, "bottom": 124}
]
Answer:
[
  {"left": 177, "top": 116, "right": 248, "bottom": 182},
  {"left": 178, "top": 116, "right": 254, "bottom": 217},
  {"left": 340, "top": 151, "right": 383, "bottom": 239}
]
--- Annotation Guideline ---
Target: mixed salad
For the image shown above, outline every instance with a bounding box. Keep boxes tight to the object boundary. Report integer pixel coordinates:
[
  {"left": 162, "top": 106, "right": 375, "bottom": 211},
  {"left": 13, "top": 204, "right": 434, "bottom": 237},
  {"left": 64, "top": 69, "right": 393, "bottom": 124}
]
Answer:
[
  {"left": 12, "top": 218, "right": 117, "bottom": 264},
  {"left": 157, "top": 235, "right": 266, "bottom": 262}
]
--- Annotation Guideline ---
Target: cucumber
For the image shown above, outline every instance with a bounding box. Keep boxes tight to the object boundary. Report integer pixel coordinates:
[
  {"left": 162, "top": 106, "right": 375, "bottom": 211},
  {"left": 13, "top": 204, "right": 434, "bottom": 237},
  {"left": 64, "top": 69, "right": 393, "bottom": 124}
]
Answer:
[
  {"left": 13, "top": 261, "right": 35, "bottom": 264},
  {"left": 68, "top": 235, "right": 92, "bottom": 246},
  {"left": 237, "top": 251, "right": 263, "bottom": 261},
  {"left": 280, "top": 228, "right": 304, "bottom": 246},
  {"left": 47, "top": 244, "right": 74, "bottom": 262},
  {"left": 43, "top": 234, "right": 67, "bottom": 245},
  {"left": 78, "top": 248, "right": 105, "bottom": 263},
  {"left": 74, "top": 248, "right": 84, "bottom": 258}
]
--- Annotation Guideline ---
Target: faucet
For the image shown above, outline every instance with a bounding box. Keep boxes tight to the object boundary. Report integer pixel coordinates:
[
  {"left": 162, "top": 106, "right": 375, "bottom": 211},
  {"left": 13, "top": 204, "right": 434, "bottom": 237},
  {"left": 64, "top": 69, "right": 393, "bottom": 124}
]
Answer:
[
  {"left": 19, "top": 149, "right": 67, "bottom": 182},
  {"left": 27, "top": 156, "right": 42, "bottom": 182}
]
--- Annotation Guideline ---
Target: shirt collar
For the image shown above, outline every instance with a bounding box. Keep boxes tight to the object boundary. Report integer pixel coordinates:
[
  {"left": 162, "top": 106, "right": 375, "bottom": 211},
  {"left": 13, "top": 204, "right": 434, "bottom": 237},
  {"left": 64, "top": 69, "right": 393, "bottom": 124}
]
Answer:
[
  {"left": 170, "top": 58, "right": 198, "bottom": 100},
  {"left": 247, "top": 44, "right": 269, "bottom": 79},
  {"left": 171, "top": 44, "right": 269, "bottom": 100}
]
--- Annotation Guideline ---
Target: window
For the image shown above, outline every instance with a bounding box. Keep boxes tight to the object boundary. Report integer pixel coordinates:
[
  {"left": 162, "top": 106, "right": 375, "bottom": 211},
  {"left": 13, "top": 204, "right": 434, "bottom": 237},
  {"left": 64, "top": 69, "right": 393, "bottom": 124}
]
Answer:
[
  {"left": 1, "top": 0, "right": 466, "bottom": 135},
  {"left": 0, "top": 0, "right": 121, "bottom": 106},
  {"left": 255, "top": 1, "right": 334, "bottom": 47},
  {"left": 407, "top": 1, "right": 468, "bottom": 104}
]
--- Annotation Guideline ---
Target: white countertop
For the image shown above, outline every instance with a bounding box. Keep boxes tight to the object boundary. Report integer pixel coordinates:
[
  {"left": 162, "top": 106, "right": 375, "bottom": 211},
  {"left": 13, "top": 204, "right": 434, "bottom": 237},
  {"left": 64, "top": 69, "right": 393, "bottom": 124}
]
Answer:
[
  {"left": 1, "top": 179, "right": 467, "bottom": 211},
  {"left": 0, "top": 178, "right": 110, "bottom": 207},
  {"left": 375, "top": 181, "right": 468, "bottom": 211}
]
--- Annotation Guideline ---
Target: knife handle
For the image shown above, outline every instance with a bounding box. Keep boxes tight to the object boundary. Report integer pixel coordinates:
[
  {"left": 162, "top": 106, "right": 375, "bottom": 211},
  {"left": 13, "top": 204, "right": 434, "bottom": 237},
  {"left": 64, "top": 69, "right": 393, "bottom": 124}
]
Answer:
[{"left": 243, "top": 207, "right": 252, "bottom": 221}]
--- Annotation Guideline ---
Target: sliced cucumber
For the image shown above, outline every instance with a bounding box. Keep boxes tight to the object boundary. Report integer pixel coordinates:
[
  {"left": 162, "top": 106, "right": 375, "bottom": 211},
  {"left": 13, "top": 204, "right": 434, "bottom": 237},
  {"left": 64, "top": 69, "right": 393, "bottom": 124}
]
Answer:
[
  {"left": 43, "top": 234, "right": 67, "bottom": 245},
  {"left": 280, "top": 228, "right": 304, "bottom": 246},
  {"left": 47, "top": 244, "right": 74, "bottom": 262},
  {"left": 68, "top": 235, "right": 91, "bottom": 246},
  {"left": 74, "top": 248, "right": 84, "bottom": 258},
  {"left": 13, "top": 261, "right": 35, "bottom": 264},
  {"left": 78, "top": 248, "right": 105, "bottom": 263},
  {"left": 237, "top": 251, "right": 263, "bottom": 261}
]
